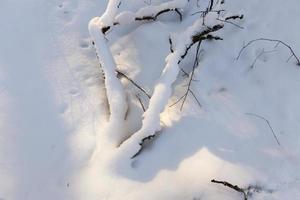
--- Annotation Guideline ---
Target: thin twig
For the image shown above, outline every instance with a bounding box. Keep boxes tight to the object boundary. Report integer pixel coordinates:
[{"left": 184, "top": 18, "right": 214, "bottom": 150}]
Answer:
[
  {"left": 245, "top": 113, "right": 281, "bottom": 146},
  {"left": 191, "top": 9, "right": 225, "bottom": 16},
  {"left": 237, "top": 38, "right": 300, "bottom": 65},
  {"left": 131, "top": 134, "right": 156, "bottom": 159},
  {"left": 217, "top": 18, "right": 244, "bottom": 29},
  {"left": 116, "top": 70, "right": 151, "bottom": 99},
  {"left": 211, "top": 179, "right": 247, "bottom": 200},
  {"left": 250, "top": 49, "right": 277, "bottom": 68},
  {"left": 102, "top": 8, "right": 183, "bottom": 34},
  {"left": 179, "top": 41, "right": 202, "bottom": 110},
  {"left": 189, "top": 89, "right": 202, "bottom": 107},
  {"left": 136, "top": 94, "right": 146, "bottom": 112}
]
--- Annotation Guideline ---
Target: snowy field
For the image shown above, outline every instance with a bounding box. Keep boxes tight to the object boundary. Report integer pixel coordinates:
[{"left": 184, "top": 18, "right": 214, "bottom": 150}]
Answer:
[{"left": 0, "top": 0, "right": 300, "bottom": 199}]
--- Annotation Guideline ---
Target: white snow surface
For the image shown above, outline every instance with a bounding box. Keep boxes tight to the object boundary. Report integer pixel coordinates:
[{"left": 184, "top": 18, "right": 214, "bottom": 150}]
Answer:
[{"left": 1, "top": 0, "right": 300, "bottom": 200}]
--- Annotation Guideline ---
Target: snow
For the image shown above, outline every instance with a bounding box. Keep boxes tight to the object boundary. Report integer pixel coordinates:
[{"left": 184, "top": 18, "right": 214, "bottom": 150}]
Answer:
[{"left": 1, "top": 0, "right": 300, "bottom": 200}]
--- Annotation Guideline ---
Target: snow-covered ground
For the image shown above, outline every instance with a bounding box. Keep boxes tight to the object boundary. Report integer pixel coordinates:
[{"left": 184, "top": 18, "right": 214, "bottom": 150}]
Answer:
[{"left": 1, "top": 0, "right": 300, "bottom": 199}]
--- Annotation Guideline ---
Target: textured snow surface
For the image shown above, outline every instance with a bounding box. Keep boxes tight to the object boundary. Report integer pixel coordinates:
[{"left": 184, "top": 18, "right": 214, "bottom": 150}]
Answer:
[{"left": 1, "top": 0, "right": 300, "bottom": 200}]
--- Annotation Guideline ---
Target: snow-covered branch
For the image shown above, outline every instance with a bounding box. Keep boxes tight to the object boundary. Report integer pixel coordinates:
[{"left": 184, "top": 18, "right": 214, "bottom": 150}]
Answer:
[
  {"left": 89, "top": 0, "right": 243, "bottom": 159},
  {"left": 102, "top": 0, "right": 188, "bottom": 33},
  {"left": 89, "top": 1, "right": 127, "bottom": 146},
  {"left": 119, "top": 10, "right": 233, "bottom": 158}
]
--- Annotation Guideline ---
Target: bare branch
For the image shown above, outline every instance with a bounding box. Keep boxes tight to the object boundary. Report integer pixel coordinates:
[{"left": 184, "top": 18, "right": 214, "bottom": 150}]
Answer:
[
  {"left": 237, "top": 38, "right": 300, "bottom": 65},
  {"left": 217, "top": 18, "right": 244, "bottom": 29},
  {"left": 136, "top": 94, "right": 146, "bottom": 112},
  {"left": 250, "top": 49, "right": 277, "bottom": 68},
  {"left": 116, "top": 70, "right": 151, "bottom": 99},
  {"left": 211, "top": 179, "right": 247, "bottom": 200},
  {"left": 102, "top": 8, "right": 183, "bottom": 34},
  {"left": 225, "top": 14, "right": 244, "bottom": 21},
  {"left": 131, "top": 134, "right": 156, "bottom": 159},
  {"left": 245, "top": 113, "right": 281, "bottom": 146}
]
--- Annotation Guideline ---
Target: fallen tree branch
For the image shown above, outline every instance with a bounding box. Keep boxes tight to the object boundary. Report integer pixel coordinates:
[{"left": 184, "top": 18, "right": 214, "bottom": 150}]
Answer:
[
  {"left": 237, "top": 38, "right": 300, "bottom": 65},
  {"left": 89, "top": 10, "right": 128, "bottom": 146},
  {"left": 120, "top": 9, "right": 244, "bottom": 158},
  {"left": 90, "top": 0, "right": 244, "bottom": 159}
]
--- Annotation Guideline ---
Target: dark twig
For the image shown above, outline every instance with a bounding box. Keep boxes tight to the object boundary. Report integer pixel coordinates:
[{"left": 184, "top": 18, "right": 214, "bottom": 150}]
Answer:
[
  {"left": 180, "top": 68, "right": 189, "bottom": 77},
  {"left": 209, "top": 0, "right": 214, "bottom": 11},
  {"left": 191, "top": 9, "right": 225, "bottom": 16},
  {"left": 245, "top": 113, "right": 281, "bottom": 146},
  {"left": 211, "top": 179, "right": 270, "bottom": 200},
  {"left": 217, "top": 18, "right": 244, "bottom": 29},
  {"left": 116, "top": 70, "right": 151, "bottom": 99},
  {"left": 225, "top": 14, "right": 244, "bottom": 21},
  {"left": 170, "top": 42, "right": 203, "bottom": 110},
  {"left": 169, "top": 36, "right": 174, "bottom": 53},
  {"left": 136, "top": 94, "right": 146, "bottom": 112},
  {"left": 131, "top": 134, "right": 156, "bottom": 159},
  {"left": 211, "top": 179, "right": 248, "bottom": 200},
  {"left": 180, "top": 41, "right": 202, "bottom": 110},
  {"left": 237, "top": 38, "right": 300, "bottom": 65},
  {"left": 102, "top": 8, "right": 183, "bottom": 34},
  {"left": 250, "top": 49, "right": 277, "bottom": 68},
  {"left": 189, "top": 89, "right": 202, "bottom": 108},
  {"left": 179, "top": 24, "right": 224, "bottom": 63}
]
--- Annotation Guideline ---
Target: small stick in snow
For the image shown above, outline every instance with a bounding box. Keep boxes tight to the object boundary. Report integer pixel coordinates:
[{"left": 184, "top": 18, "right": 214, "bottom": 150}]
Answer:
[
  {"left": 211, "top": 179, "right": 248, "bottom": 200},
  {"left": 102, "top": 7, "right": 183, "bottom": 34},
  {"left": 180, "top": 41, "right": 202, "bottom": 110},
  {"left": 170, "top": 42, "right": 203, "bottom": 110},
  {"left": 245, "top": 113, "right": 281, "bottom": 146},
  {"left": 211, "top": 179, "right": 269, "bottom": 200},
  {"left": 191, "top": 9, "right": 225, "bottom": 16},
  {"left": 217, "top": 18, "right": 244, "bottom": 29},
  {"left": 116, "top": 69, "right": 151, "bottom": 99},
  {"left": 250, "top": 49, "right": 277, "bottom": 68},
  {"left": 236, "top": 38, "right": 300, "bottom": 65},
  {"left": 131, "top": 134, "right": 156, "bottom": 159},
  {"left": 225, "top": 14, "right": 244, "bottom": 21},
  {"left": 136, "top": 94, "right": 146, "bottom": 112},
  {"left": 208, "top": 0, "right": 214, "bottom": 11}
]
